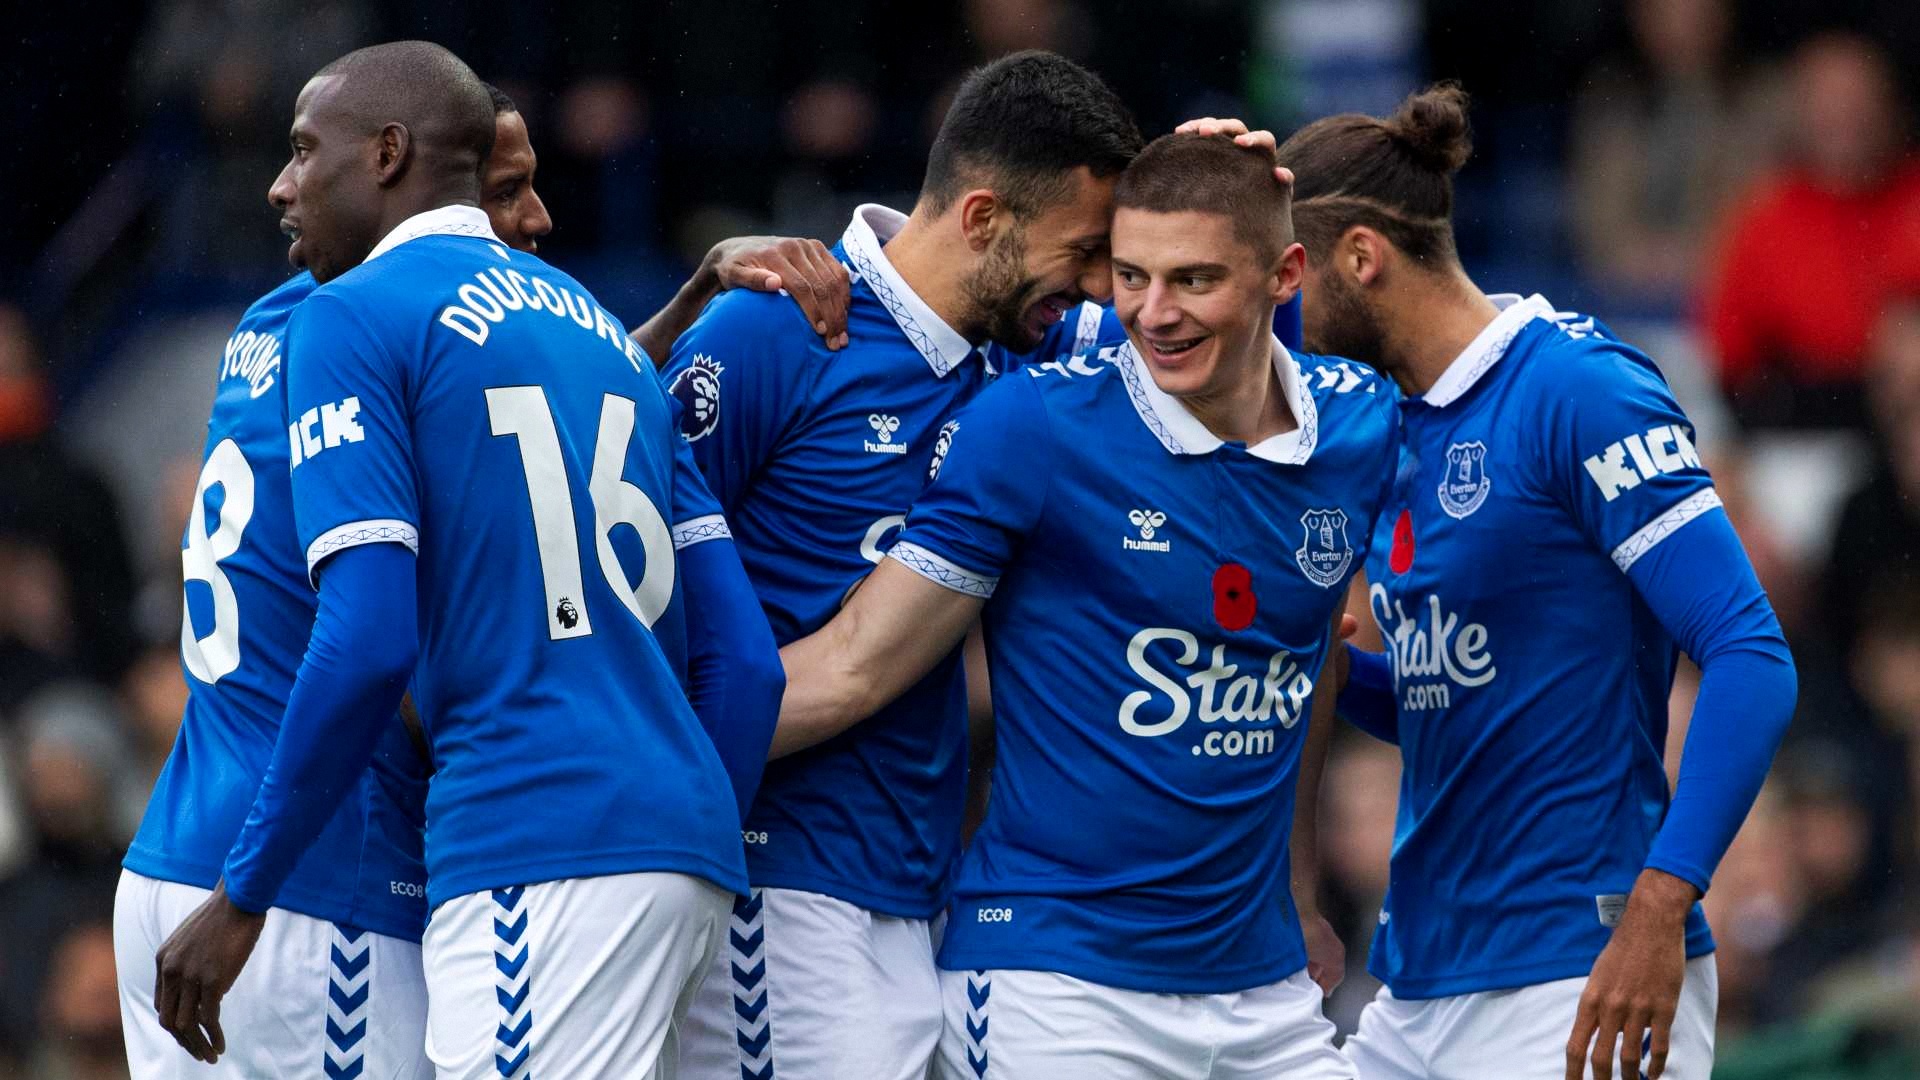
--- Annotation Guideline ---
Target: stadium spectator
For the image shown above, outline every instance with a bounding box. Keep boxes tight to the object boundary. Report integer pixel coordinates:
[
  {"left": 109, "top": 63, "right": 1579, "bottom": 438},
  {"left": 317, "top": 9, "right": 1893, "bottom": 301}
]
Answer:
[
  {"left": 1698, "top": 32, "right": 1920, "bottom": 429},
  {"left": 1822, "top": 293, "right": 1920, "bottom": 653},
  {"left": 0, "top": 686, "right": 129, "bottom": 1063},
  {"left": 26, "top": 923, "right": 127, "bottom": 1080},
  {"left": 1569, "top": 0, "right": 1780, "bottom": 300},
  {"left": 0, "top": 306, "right": 139, "bottom": 701}
]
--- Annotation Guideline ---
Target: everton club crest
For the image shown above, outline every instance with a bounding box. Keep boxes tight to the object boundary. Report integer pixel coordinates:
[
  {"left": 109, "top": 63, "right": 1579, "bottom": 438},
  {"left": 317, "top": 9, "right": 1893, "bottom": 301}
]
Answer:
[
  {"left": 1438, "top": 441, "right": 1490, "bottom": 519},
  {"left": 1295, "top": 508, "right": 1353, "bottom": 588}
]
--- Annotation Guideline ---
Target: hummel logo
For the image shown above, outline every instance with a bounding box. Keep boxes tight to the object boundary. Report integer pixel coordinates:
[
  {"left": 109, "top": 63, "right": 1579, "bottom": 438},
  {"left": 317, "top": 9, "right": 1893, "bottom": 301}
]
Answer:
[
  {"left": 864, "top": 413, "right": 908, "bottom": 455},
  {"left": 1124, "top": 509, "right": 1170, "bottom": 552}
]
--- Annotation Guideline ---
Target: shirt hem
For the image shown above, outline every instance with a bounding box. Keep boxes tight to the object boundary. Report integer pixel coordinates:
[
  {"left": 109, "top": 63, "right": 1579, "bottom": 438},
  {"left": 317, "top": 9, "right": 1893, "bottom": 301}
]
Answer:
[
  {"left": 428, "top": 847, "right": 749, "bottom": 911},
  {"left": 120, "top": 853, "right": 424, "bottom": 942},
  {"left": 936, "top": 944, "right": 1306, "bottom": 996},
  {"left": 744, "top": 867, "right": 946, "bottom": 920},
  {"left": 1375, "top": 938, "right": 1718, "bottom": 1000}
]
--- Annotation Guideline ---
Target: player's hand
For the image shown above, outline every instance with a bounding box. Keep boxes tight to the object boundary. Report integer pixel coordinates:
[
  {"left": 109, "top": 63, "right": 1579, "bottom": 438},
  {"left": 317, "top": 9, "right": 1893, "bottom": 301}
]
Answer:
[
  {"left": 153, "top": 880, "right": 266, "bottom": 1064},
  {"left": 1300, "top": 909, "right": 1346, "bottom": 995},
  {"left": 1173, "top": 118, "right": 1294, "bottom": 187},
  {"left": 1564, "top": 869, "right": 1696, "bottom": 1080},
  {"left": 706, "top": 236, "right": 851, "bottom": 349}
]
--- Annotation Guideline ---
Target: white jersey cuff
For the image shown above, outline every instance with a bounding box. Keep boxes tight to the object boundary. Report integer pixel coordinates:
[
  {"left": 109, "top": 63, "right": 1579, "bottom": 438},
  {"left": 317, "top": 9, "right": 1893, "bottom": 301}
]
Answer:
[
  {"left": 887, "top": 541, "right": 998, "bottom": 598},
  {"left": 305, "top": 518, "right": 420, "bottom": 587},
  {"left": 670, "top": 514, "right": 732, "bottom": 551},
  {"left": 1611, "top": 488, "right": 1722, "bottom": 572}
]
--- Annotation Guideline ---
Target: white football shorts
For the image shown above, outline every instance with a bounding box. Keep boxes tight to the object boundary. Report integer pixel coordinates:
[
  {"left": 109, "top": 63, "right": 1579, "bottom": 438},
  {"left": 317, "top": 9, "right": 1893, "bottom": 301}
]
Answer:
[
  {"left": 931, "top": 966, "right": 1353, "bottom": 1080},
  {"left": 114, "top": 869, "right": 431, "bottom": 1079},
  {"left": 1344, "top": 953, "right": 1718, "bottom": 1080},
  {"left": 422, "top": 870, "right": 730, "bottom": 1080},
  {"left": 678, "top": 887, "right": 942, "bottom": 1080}
]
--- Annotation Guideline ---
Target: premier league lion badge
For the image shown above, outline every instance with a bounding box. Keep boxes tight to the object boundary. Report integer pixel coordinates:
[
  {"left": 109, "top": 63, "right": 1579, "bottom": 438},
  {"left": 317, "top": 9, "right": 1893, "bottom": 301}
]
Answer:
[
  {"left": 1438, "top": 440, "right": 1491, "bottom": 519},
  {"left": 1295, "top": 508, "right": 1353, "bottom": 588},
  {"left": 668, "top": 354, "right": 724, "bottom": 442},
  {"left": 929, "top": 419, "right": 959, "bottom": 481}
]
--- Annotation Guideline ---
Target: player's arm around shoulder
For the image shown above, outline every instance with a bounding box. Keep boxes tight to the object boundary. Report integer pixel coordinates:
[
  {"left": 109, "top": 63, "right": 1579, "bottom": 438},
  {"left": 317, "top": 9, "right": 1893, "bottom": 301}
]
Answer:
[
  {"left": 630, "top": 235, "right": 850, "bottom": 363},
  {"left": 772, "top": 373, "right": 1053, "bottom": 759}
]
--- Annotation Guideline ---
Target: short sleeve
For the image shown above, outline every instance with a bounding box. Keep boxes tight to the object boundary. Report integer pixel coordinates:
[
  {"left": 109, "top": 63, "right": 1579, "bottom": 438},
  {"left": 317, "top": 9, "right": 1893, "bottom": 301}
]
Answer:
[
  {"left": 667, "top": 389, "right": 732, "bottom": 552},
  {"left": 286, "top": 293, "right": 420, "bottom": 585},
  {"left": 888, "top": 373, "right": 1050, "bottom": 597},
  {"left": 1538, "top": 343, "right": 1719, "bottom": 574},
  {"left": 660, "top": 291, "right": 814, "bottom": 514}
]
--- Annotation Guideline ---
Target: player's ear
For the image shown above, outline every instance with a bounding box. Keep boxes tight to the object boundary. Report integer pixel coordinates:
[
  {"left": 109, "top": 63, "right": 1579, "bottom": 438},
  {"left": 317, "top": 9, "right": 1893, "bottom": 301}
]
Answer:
[
  {"left": 1345, "top": 226, "right": 1384, "bottom": 288},
  {"left": 957, "top": 189, "right": 1001, "bottom": 254},
  {"left": 1270, "top": 241, "right": 1306, "bottom": 305},
  {"left": 374, "top": 122, "right": 412, "bottom": 187}
]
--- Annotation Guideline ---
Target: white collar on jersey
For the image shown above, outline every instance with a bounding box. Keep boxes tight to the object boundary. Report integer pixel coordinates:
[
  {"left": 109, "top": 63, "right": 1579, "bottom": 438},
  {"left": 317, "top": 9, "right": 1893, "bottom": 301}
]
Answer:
[
  {"left": 1421, "top": 292, "right": 1555, "bottom": 408},
  {"left": 1113, "top": 334, "right": 1319, "bottom": 464},
  {"left": 365, "top": 204, "right": 505, "bottom": 265},
  {"left": 840, "top": 204, "right": 978, "bottom": 377}
]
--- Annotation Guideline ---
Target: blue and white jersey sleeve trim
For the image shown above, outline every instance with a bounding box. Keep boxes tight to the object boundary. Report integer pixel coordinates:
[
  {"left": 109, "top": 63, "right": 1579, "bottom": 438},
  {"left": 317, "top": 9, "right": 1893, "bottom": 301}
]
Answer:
[
  {"left": 887, "top": 541, "right": 998, "bottom": 598},
  {"left": 1611, "top": 488, "right": 1723, "bottom": 572},
  {"left": 305, "top": 518, "right": 419, "bottom": 585},
  {"left": 671, "top": 513, "right": 732, "bottom": 551}
]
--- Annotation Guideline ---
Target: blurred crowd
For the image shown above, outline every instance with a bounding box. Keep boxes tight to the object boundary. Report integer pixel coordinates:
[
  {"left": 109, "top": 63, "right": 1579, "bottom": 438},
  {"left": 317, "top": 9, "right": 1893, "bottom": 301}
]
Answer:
[{"left": 2, "top": 0, "right": 1918, "bottom": 1076}]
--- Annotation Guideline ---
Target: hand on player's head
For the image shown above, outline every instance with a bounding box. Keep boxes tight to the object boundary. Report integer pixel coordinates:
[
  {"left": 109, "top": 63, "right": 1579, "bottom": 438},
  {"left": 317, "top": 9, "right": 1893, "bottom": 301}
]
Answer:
[{"left": 1174, "top": 118, "right": 1292, "bottom": 189}]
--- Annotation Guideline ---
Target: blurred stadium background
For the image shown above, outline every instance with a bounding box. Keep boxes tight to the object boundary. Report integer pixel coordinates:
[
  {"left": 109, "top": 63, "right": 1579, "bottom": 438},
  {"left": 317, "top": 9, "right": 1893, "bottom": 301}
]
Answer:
[{"left": 2, "top": 1, "right": 1918, "bottom": 1076}]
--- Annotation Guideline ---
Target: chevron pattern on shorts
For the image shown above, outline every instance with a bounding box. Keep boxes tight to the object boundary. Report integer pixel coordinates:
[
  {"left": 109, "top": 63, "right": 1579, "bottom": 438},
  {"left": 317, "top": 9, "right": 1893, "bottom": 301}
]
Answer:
[
  {"left": 963, "top": 971, "right": 991, "bottom": 1078},
  {"left": 730, "top": 889, "right": 775, "bottom": 1080},
  {"left": 324, "top": 926, "right": 370, "bottom": 1080},
  {"left": 492, "top": 886, "right": 533, "bottom": 1079}
]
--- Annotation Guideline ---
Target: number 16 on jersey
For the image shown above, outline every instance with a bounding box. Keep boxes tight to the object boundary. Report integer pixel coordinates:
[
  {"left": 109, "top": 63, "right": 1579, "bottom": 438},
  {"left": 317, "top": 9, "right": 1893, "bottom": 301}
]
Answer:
[{"left": 485, "top": 386, "right": 676, "bottom": 641}]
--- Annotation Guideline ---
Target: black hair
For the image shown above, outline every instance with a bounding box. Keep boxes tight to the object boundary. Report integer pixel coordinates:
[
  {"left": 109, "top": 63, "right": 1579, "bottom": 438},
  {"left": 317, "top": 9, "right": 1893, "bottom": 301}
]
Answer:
[
  {"left": 921, "top": 50, "right": 1142, "bottom": 217},
  {"left": 482, "top": 81, "right": 517, "bottom": 116}
]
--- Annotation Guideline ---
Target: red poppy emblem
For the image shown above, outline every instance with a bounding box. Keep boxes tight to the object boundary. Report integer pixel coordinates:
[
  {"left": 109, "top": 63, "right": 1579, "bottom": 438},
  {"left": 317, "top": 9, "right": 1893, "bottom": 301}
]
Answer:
[
  {"left": 1389, "top": 509, "right": 1415, "bottom": 574},
  {"left": 1212, "top": 563, "right": 1257, "bottom": 631}
]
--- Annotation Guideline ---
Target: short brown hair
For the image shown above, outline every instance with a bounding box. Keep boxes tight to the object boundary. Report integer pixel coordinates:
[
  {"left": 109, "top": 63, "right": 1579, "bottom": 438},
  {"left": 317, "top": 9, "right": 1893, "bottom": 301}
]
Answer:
[
  {"left": 1279, "top": 82, "right": 1472, "bottom": 269},
  {"left": 1112, "top": 133, "right": 1294, "bottom": 265}
]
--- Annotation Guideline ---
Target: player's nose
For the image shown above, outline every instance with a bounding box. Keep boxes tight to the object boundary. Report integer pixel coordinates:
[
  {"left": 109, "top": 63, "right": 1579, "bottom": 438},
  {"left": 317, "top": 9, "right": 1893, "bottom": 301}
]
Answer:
[
  {"left": 1137, "top": 281, "right": 1184, "bottom": 329},
  {"left": 523, "top": 189, "right": 553, "bottom": 244},
  {"left": 267, "top": 159, "right": 296, "bottom": 210}
]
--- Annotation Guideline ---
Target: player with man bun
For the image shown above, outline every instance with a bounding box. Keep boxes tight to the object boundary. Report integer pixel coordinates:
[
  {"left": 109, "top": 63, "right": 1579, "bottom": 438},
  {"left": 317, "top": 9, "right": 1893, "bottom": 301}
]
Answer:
[{"left": 1201, "top": 84, "right": 1794, "bottom": 1080}]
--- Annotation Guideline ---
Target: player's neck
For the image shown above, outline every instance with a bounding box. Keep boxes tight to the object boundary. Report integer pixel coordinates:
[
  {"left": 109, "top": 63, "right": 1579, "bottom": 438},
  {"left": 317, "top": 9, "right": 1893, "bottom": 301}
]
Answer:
[
  {"left": 1182, "top": 332, "right": 1294, "bottom": 447},
  {"left": 882, "top": 213, "right": 980, "bottom": 344},
  {"left": 1386, "top": 271, "right": 1501, "bottom": 398}
]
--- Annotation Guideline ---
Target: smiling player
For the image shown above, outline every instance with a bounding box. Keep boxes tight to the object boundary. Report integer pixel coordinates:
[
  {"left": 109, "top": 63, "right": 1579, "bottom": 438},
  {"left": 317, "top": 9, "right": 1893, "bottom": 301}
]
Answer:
[{"left": 774, "top": 132, "right": 1396, "bottom": 1080}]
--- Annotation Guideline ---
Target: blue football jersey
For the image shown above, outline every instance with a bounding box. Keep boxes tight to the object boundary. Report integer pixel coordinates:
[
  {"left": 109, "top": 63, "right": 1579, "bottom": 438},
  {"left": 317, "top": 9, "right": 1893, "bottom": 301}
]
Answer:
[
  {"left": 664, "top": 205, "right": 1038, "bottom": 917},
  {"left": 125, "top": 272, "right": 430, "bottom": 940},
  {"left": 283, "top": 207, "right": 745, "bottom": 908},
  {"left": 1364, "top": 294, "right": 1718, "bottom": 999},
  {"left": 899, "top": 334, "right": 1399, "bottom": 994}
]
